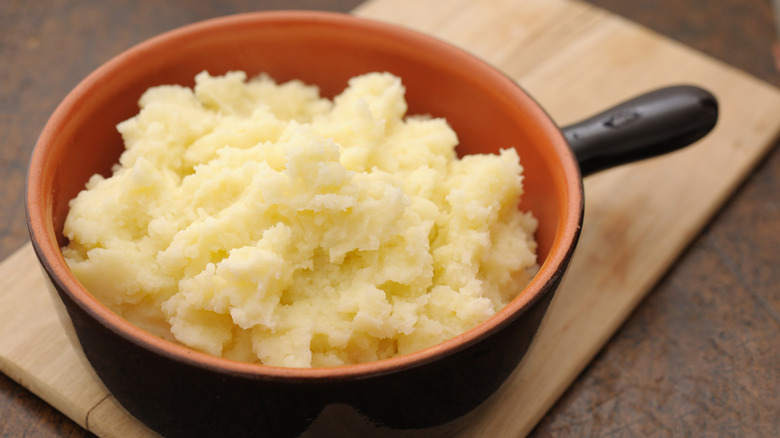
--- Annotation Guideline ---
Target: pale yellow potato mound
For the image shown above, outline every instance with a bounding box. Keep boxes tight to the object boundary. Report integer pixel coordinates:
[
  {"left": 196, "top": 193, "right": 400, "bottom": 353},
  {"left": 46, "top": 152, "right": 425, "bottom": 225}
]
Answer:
[{"left": 62, "top": 71, "right": 538, "bottom": 368}]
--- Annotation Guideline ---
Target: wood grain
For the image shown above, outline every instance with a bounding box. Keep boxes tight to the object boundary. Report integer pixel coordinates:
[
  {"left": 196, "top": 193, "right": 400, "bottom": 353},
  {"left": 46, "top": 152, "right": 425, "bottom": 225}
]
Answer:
[{"left": 1, "top": 0, "right": 779, "bottom": 436}]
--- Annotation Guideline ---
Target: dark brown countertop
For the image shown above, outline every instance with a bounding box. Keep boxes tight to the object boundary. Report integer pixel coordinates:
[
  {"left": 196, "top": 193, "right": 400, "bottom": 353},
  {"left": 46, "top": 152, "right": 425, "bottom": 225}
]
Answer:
[{"left": 1, "top": 1, "right": 778, "bottom": 436}]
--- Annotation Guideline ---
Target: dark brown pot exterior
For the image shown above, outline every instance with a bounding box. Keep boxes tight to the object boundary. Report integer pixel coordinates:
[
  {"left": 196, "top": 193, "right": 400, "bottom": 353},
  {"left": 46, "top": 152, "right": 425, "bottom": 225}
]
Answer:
[{"left": 46, "top": 263, "right": 564, "bottom": 438}]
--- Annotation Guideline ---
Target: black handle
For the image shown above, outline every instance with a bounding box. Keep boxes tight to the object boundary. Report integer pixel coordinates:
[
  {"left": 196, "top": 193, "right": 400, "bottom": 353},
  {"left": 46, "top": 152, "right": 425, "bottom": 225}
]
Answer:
[{"left": 561, "top": 85, "right": 718, "bottom": 177}]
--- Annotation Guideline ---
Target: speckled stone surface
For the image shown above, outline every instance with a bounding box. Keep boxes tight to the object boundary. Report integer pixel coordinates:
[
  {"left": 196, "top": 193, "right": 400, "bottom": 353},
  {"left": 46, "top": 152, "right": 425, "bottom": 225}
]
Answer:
[{"left": 1, "top": 1, "right": 778, "bottom": 437}]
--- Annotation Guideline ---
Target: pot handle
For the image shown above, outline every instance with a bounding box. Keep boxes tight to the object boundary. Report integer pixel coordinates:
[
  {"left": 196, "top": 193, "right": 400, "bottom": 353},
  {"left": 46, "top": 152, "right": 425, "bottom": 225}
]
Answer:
[{"left": 561, "top": 85, "right": 718, "bottom": 177}]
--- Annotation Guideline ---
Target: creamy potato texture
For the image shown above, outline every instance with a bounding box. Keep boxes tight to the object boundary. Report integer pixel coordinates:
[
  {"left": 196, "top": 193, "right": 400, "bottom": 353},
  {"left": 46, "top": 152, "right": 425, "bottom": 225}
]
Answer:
[{"left": 62, "top": 71, "right": 538, "bottom": 367}]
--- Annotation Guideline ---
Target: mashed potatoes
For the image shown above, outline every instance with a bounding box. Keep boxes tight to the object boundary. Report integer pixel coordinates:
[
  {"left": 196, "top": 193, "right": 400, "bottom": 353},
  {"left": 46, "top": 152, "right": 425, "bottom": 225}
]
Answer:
[{"left": 62, "top": 71, "right": 538, "bottom": 368}]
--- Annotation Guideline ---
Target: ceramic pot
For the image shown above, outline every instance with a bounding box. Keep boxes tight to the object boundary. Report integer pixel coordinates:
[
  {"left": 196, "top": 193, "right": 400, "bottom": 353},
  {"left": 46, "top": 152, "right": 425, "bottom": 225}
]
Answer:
[{"left": 26, "top": 11, "right": 717, "bottom": 437}]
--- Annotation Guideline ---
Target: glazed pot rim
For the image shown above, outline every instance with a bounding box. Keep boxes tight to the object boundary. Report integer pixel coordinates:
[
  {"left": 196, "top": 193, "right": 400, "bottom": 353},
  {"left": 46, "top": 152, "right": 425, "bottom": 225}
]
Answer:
[{"left": 26, "top": 10, "right": 584, "bottom": 381}]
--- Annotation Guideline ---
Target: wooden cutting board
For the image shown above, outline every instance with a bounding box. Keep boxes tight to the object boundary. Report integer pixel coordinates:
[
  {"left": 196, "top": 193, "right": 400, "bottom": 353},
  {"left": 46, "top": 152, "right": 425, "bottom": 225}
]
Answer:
[{"left": 2, "top": 0, "right": 780, "bottom": 436}]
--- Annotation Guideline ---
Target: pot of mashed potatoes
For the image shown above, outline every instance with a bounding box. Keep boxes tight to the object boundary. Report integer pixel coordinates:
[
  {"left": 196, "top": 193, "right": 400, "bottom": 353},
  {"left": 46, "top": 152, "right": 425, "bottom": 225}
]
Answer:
[{"left": 61, "top": 71, "right": 538, "bottom": 368}]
